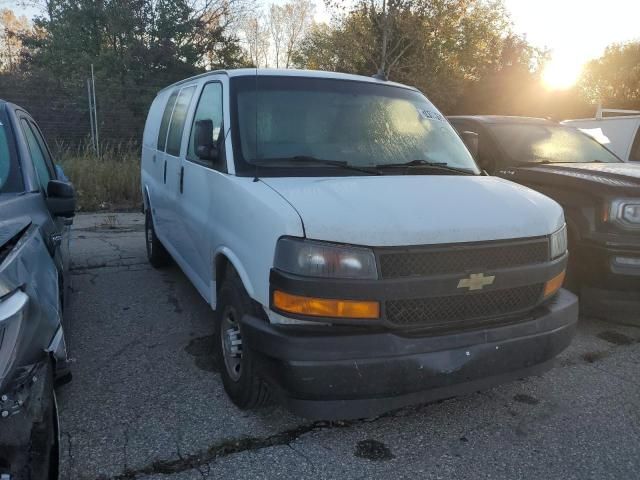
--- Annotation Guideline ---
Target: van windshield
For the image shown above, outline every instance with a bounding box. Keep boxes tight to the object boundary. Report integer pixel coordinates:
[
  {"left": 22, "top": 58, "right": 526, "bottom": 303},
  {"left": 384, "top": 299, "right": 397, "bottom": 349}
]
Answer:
[
  {"left": 0, "top": 120, "right": 23, "bottom": 194},
  {"left": 230, "top": 76, "right": 479, "bottom": 176},
  {"left": 489, "top": 124, "right": 621, "bottom": 164}
]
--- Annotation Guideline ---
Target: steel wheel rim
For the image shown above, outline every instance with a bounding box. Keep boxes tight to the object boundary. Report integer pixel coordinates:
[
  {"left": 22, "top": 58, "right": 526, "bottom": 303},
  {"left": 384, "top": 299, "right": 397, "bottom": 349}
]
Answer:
[{"left": 221, "top": 306, "right": 243, "bottom": 381}]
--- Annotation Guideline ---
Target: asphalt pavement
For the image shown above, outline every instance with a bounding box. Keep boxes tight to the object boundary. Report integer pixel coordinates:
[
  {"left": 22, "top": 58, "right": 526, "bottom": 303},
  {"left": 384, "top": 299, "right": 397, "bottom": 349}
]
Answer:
[{"left": 58, "top": 213, "right": 640, "bottom": 480}]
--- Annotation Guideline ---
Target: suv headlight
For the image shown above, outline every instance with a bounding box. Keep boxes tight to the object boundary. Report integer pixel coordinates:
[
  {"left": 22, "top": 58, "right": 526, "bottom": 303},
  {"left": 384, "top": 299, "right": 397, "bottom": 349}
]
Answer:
[
  {"left": 610, "top": 199, "right": 640, "bottom": 230},
  {"left": 550, "top": 225, "right": 567, "bottom": 259},
  {"left": 274, "top": 237, "right": 378, "bottom": 279}
]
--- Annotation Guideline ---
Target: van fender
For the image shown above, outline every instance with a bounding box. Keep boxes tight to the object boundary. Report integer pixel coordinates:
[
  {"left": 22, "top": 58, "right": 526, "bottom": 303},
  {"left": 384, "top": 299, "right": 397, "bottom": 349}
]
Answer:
[{"left": 211, "top": 246, "right": 255, "bottom": 310}]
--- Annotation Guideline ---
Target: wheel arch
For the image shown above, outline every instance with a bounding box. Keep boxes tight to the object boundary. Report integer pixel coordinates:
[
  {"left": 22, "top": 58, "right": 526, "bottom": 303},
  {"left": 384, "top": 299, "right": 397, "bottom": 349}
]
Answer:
[
  {"left": 212, "top": 247, "right": 256, "bottom": 310},
  {"left": 143, "top": 184, "right": 152, "bottom": 212}
]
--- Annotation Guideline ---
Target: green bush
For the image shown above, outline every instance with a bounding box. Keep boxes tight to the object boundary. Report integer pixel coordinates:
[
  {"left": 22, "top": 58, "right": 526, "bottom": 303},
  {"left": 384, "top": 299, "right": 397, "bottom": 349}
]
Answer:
[{"left": 57, "top": 142, "right": 142, "bottom": 212}]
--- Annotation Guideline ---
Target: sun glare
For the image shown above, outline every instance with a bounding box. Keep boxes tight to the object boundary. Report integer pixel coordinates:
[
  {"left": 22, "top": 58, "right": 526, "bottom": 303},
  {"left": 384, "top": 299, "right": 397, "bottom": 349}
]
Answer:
[{"left": 542, "top": 55, "right": 583, "bottom": 90}]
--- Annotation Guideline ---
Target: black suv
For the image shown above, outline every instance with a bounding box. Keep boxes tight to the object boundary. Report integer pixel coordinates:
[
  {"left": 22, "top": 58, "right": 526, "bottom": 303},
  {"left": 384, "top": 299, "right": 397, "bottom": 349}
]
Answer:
[
  {"left": 449, "top": 116, "right": 640, "bottom": 323},
  {"left": 0, "top": 100, "right": 76, "bottom": 479}
]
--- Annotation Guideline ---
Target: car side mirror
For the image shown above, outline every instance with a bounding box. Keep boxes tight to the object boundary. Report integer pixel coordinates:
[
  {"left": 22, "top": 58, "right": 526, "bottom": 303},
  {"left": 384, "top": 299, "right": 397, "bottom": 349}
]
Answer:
[
  {"left": 194, "top": 119, "right": 220, "bottom": 162},
  {"left": 46, "top": 180, "right": 76, "bottom": 218},
  {"left": 461, "top": 131, "right": 479, "bottom": 159}
]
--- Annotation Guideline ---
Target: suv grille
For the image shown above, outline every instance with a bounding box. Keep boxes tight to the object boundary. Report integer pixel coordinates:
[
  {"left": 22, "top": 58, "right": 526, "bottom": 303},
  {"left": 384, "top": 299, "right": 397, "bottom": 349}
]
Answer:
[
  {"left": 379, "top": 239, "right": 549, "bottom": 279},
  {"left": 385, "top": 284, "right": 544, "bottom": 328}
]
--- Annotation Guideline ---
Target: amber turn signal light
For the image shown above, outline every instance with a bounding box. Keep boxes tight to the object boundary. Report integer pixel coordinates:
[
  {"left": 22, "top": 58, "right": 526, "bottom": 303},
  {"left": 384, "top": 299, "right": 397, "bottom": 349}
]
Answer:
[
  {"left": 543, "top": 270, "right": 566, "bottom": 298},
  {"left": 273, "top": 290, "right": 380, "bottom": 319}
]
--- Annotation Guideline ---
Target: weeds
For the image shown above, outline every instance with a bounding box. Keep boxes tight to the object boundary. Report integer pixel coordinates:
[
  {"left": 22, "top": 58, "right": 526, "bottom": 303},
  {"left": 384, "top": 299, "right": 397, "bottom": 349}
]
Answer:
[{"left": 56, "top": 141, "right": 141, "bottom": 212}]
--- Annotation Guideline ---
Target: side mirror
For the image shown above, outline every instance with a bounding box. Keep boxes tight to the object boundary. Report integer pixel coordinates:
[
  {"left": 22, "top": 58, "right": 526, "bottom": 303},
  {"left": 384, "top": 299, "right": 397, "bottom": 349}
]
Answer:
[
  {"left": 194, "top": 119, "right": 219, "bottom": 162},
  {"left": 46, "top": 180, "right": 76, "bottom": 218},
  {"left": 461, "top": 131, "right": 479, "bottom": 159}
]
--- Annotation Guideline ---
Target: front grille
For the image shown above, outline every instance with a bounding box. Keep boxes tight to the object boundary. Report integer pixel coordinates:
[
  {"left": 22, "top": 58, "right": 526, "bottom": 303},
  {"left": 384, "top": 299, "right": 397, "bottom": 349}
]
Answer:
[
  {"left": 385, "top": 284, "right": 544, "bottom": 328},
  {"left": 379, "top": 239, "right": 549, "bottom": 279}
]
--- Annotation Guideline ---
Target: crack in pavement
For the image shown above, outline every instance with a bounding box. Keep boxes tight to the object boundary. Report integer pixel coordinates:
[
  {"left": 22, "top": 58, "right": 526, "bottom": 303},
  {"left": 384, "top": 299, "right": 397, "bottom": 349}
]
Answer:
[{"left": 109, "top": 420, "right": 354, "bottom": 479}]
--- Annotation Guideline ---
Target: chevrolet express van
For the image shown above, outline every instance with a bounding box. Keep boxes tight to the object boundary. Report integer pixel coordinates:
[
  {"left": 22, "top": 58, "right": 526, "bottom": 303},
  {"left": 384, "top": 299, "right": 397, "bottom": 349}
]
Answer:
[{"left": 141, "top": 69, "right": 578, "bottom": 419}]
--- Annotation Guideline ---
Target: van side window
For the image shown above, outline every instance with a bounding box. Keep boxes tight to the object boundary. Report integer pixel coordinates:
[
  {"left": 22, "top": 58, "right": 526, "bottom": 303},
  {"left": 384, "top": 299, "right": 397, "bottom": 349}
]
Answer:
[
  {"left": 157, "top": 90, "right": 179, "bottom": 151},
  {"left": 20, "top": 118, "right": 53, "bottom": 191},
  {"left": 187, "top": 82, "right": 223, "bottom": 164},
  {"left": 630, "top": 125, "right": 640, "bottom": 162},
  {"left": 166, "top": 86, "right": 196, "bottom": 156}
]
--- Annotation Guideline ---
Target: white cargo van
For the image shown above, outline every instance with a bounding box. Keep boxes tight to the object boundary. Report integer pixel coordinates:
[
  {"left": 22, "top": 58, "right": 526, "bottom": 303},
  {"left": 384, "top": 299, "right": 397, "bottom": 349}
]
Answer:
[
  {"left": 562, "top": 107, "right": 640, "bottom": 163},
  {"left": 141, "top": 69, "right": 578, "bottom": 419}
]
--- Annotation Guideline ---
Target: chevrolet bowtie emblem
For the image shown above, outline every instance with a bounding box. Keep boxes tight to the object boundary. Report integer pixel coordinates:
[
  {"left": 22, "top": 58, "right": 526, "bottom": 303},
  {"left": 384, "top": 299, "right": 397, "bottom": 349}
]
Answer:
[{"left": 457, "top": 273, "right": 495, "bottom": 291}]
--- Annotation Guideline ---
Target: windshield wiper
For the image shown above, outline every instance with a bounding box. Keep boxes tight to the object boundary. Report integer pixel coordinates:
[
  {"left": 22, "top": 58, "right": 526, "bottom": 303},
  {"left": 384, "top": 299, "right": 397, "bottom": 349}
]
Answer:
[
  {"left": 375, "top": 159, "right": 475, "bottom": 175},
  {"left": 252, "top": 156, "right": 380, "bottom": 175}
]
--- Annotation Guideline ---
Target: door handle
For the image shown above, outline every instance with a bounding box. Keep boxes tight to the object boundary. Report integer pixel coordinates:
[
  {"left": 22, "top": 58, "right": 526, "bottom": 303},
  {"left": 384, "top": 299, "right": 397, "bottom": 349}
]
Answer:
[
  {"left": 163, "top": 160, "right": 167, "bottom": 184},
  {"left": 179, "top": 166, "right": 184, "bottom": 194}
]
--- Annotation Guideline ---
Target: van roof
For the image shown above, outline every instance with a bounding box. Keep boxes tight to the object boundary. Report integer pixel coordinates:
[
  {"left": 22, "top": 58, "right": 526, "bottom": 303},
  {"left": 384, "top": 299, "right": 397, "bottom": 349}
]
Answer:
[
  {"left": 448, "top": 115, "right": 558, "bottom": 125},
  {"left": 563, "top": 115, "right": 640, "bottom": 122},
  {"left": 158, "top": 68, "right": 418, "bottom": 94}
]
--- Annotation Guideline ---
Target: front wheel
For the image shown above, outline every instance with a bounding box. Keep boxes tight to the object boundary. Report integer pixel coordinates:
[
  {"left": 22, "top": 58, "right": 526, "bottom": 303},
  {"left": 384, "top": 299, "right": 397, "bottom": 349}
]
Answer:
[
  {"left": 214, "top": 270, "right": 270, "bottom": 409},
  {"left": 7, "top": 363, "right": 59, "bottom": 480}
]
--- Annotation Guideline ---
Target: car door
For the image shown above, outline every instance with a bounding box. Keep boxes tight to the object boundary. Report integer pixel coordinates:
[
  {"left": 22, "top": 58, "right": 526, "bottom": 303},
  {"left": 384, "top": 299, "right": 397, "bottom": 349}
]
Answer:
[
  {"left": 156, "top": 85, "right": 196, "bottom": 253},
  {"left": 177, "top": 79, "right": 227, "bottom": 300},
  {"left": 16, "top": 114, "right": 70, "bottom": 282}
]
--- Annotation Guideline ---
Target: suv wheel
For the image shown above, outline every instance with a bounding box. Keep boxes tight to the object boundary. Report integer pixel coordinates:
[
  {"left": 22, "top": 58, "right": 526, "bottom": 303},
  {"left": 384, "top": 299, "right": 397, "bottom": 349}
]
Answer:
[
  {"left": 145, "top": 208, "right": 170, "bottom": 268},
  {"left": 215, "top": 269, "right": 270, "bottom": 409}
]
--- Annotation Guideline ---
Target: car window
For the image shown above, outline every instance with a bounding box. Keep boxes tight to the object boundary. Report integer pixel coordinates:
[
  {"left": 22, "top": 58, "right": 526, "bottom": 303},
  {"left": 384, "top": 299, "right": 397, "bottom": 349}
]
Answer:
[
  {"left": 28, "top": 120, "right": 56, "bottom": 170},
  {"left": 187, "top": 82, "right": 223, "bottom": 165},
  {"left": 629, "top": 125, "right": 640, "bottom": 162},
  {"left": 166, "top": 86, "right": 196, "bottom": 157},
  {"left": 0, "top": 120, "right": 23, "bottom": 194},
  {"left": 20, "top": 118, "right": 53, "bottom": 191},
  {"left": 489, "top": 124, "right": 621, "bottom": 164},
  {"left": 157, "top": 90, "right": 179, "bottom": 151}
]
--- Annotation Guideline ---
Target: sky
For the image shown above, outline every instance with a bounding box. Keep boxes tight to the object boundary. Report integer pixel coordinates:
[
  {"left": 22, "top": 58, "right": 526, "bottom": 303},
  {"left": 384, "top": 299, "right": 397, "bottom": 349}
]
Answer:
[
  {"left": 505, "top": 0, "right": 640, "bottom": 89},
  {"left": 8, "top": 0, "right": 640, "bottom": 90}
]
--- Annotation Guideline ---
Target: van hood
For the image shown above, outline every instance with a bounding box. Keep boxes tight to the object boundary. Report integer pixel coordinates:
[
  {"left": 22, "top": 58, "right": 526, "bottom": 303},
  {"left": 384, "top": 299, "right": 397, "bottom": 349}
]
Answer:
[{"left": 260, "top": 176, "right": 564, "bottom": 246}]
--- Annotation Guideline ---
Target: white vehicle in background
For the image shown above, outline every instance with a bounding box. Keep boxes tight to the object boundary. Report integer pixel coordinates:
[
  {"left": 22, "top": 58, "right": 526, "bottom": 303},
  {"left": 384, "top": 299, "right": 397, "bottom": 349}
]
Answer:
[{"left": 562, "top": 106, "right": 640, "bottom": 163}]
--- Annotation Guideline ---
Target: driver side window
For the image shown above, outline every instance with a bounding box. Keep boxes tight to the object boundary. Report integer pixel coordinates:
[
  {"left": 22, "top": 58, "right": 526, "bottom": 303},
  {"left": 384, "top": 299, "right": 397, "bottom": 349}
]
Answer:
[
  {"left": 20, "top": 118, "right": 54, "bottom": 191},
  {"left": 188, "top": 82, "right": 223, "bottom": 168}
]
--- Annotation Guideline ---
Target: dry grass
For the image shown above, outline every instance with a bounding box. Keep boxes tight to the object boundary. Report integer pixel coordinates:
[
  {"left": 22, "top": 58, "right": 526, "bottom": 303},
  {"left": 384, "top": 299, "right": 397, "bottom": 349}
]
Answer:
[{"left": 56, "top": 142, "right": 141, "bottom": 212}]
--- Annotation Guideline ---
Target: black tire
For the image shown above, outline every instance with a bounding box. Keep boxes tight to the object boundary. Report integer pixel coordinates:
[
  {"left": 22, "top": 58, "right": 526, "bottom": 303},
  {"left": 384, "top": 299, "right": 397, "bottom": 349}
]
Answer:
[
  {"left": 214, "top": 269, "right": 270, "bottom": 409},
  {"left": 18, "top": 363, "right": 58, "bottom": 480},
  {"left": 145, "top": 208, "right": 170, "bottom": 268}
]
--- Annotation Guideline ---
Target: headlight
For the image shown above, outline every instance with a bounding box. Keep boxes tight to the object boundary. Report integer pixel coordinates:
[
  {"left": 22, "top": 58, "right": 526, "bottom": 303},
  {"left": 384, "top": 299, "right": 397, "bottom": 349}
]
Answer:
[
  {"left": 550, "top": 225, "right": 567, "bottom": 259},
  {"left": 610, "top": 199, "right": 640, "bottom": 229},
  {"left": 274, "top": 237, "right": 378, "bottom": 279}
]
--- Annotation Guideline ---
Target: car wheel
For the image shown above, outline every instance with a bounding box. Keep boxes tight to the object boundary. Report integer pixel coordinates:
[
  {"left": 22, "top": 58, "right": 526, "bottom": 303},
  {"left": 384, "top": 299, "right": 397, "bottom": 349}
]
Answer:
[
  {"left": 145, "top": 208, "right": 170, "bottom": 268},
  {"left": 215, "top": 269, "right": 270, "bottom": 409},
  {"left": 25, "top": 363, "right": 58, "bottom": 480}
]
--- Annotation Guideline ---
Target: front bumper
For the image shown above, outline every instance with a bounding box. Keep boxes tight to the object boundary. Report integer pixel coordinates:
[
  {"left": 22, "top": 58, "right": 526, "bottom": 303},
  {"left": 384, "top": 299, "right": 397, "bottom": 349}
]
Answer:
[
  {"left": 575, "top": 235, "right": 640, "bottom": 322},
  {"left": 242, "top": 288, "right": 578, "bottom": 420}
]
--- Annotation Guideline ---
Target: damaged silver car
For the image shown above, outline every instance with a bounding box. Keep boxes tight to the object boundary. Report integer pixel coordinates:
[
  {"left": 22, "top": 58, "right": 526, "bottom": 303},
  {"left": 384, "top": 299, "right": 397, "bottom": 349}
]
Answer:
[{"left": 0, "top": 100, "right": 76, "bottom": 480}]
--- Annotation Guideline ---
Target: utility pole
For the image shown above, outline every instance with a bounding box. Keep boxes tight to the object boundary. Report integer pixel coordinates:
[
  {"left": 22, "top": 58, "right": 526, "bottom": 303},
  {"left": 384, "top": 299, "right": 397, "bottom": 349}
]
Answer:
[{"left": 91, "top": 64, "right": 99, "bottom": 158}]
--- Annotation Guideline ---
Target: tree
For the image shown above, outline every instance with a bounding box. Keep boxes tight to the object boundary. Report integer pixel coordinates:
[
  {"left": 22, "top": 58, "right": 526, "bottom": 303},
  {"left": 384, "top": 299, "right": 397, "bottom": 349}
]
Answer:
[
  {"left": 579, "top": 41, "right": 640, "bottom": 109},
  {"left": 266, "top": 0, "right": 313, "bottom": 68},
  {"left": 268, "top": 3, "right": 286, "bottom": 67},
  {"left": 299, "top": 0, "right": 547, "bottom": 114},
  {"left": 0, "top": 9, "right": 31, "bottom": 72},
  {"left": 241, "top": 14, "right": 270, "bottom": 67}
]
